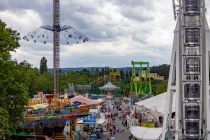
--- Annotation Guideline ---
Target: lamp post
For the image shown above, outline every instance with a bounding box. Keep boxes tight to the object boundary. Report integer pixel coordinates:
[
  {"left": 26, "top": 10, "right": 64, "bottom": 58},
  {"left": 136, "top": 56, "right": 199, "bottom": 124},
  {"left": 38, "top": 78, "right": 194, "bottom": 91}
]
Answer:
[{"left": 8, "top": 95, "right": 15, "bottom": 109}]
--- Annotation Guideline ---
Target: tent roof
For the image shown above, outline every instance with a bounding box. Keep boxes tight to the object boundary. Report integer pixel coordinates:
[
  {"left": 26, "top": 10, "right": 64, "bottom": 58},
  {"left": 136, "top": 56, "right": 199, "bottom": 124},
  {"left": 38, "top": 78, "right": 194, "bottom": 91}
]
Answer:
[
  {"left": 135, "top": 92, "right": 175, "bottom": 115},
  {"left": 130, "top": 126, "right": 162, "bottom": 140},
  {"left": 70, "top": 95, "right": 98, "bottom": 106},
  {"left": 99, "top": 81, "right": 120, "bottom": 91}
]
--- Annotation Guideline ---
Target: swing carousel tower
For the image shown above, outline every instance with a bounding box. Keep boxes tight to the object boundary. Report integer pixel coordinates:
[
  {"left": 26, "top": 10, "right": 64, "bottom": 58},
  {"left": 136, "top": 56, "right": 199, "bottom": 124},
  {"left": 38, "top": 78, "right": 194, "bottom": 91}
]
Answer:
[{"left": 23, "top": 0, "right": 88, "bottom": 95}]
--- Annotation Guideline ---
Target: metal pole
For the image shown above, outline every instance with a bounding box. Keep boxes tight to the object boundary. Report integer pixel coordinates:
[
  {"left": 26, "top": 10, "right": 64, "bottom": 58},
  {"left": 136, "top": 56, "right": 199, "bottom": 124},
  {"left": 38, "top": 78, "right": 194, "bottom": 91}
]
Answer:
[
  {"left": 53, "top": 0, "right": 60, "bottom": 95},
  {"left": 147, "top": 63, "right": 152, "bottom": 93},
  {"left": 139, "top": 63, "right": 143, "bottom": 96}
]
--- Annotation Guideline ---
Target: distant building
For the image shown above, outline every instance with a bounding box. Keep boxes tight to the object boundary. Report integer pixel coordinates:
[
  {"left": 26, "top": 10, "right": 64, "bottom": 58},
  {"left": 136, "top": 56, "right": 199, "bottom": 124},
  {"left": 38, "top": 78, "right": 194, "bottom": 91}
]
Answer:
[{"left": 136, "top": 70, "right": 164, "bottom": 81}]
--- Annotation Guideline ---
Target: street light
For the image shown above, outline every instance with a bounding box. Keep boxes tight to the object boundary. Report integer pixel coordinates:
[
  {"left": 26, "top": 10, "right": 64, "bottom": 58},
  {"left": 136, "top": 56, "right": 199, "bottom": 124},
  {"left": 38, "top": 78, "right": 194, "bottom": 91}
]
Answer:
[{"left": 8, "top": 95, "right": 15, "bottom": 109}]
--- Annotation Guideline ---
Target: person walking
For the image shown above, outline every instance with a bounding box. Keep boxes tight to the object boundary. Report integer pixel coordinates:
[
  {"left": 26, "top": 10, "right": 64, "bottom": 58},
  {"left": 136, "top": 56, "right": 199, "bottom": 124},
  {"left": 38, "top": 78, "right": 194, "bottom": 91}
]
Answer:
[
  {"left": 129, "top": 133, "right": 132, "bottom": 140},
  {"left": 110, "top": 134, "right": 115, "bottom": 140},
  {"left": 110, "top": 128, "right": 113, "bottom": 136},
  {"left": 116, "top": 126, "right": 119, "bottom": 133},
  {"left": 100, "top": 128, "right": 103, "bottom": 137},
  {"left": 122, "top": 127, "right": 124, "bottom": 132},
  {"left": 125, "top": 120, "right": 127, "bottom": 127}
]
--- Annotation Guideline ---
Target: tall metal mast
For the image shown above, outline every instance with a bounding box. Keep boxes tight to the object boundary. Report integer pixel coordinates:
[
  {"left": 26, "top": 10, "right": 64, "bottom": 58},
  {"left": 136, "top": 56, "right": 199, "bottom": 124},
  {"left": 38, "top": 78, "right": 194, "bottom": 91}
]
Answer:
[
  {"left": 53, "top": 0, "right": 60, "bottom": 95},
  {"left": 23, "top": 0, "right": 88, "bottom": 96},
  {"left": 162, "top": 0, "right": 210, "bottom": 139}
]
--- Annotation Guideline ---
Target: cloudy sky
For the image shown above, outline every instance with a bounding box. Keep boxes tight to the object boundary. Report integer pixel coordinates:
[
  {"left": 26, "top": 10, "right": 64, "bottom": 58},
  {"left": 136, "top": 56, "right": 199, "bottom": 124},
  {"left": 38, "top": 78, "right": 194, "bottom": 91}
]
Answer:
[{"left": 0, "top": 0, "right": 210, "bottom": 68}]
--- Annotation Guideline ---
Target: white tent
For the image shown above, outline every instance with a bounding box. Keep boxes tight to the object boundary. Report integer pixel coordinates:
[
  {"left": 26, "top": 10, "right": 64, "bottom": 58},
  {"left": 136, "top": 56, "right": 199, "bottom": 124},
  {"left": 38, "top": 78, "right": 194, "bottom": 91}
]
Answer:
[
  {"left": 135, "top": 92, "right": 175, "bottom": 115},
  {"left": 130, "top": 126, "right": 162, "bottom": 140}
]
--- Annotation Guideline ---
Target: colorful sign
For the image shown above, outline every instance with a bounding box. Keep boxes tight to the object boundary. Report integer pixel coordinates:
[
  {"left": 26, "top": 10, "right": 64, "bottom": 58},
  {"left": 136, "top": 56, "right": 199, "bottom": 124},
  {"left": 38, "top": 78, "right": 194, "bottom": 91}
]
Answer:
[
  {"left": 19, "top": 118, "right": 71, "bottom": 128},
  {"left": 83, "top": 112, "right": 96, "bottom": 123}
]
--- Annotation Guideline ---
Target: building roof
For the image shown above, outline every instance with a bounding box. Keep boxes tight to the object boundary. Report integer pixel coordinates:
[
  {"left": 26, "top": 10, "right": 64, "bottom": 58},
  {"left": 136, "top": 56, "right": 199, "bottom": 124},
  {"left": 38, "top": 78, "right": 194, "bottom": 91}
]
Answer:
[
  {"left": 70, "top": 95, "right": 98, "bottom": 105},
  {"left": 99, "top": 81, "right": 120, "bottom": 91},
  {"left": 135, "top": 92, "right": 175, "bottom": 115}
]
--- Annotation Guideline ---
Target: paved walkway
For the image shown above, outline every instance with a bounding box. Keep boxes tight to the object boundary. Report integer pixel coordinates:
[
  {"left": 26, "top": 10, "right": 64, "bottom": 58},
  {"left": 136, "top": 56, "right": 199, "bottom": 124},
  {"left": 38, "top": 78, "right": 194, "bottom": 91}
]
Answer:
[{"left": 100, "top": 112, "right": 130, "bottom": 140}]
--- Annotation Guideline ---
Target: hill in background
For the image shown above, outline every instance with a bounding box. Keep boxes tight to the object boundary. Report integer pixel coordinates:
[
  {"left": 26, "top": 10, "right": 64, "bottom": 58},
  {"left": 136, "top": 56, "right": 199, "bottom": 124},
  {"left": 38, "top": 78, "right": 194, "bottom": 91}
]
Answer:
[{"left": 48, "top": 64, "right": 170, "bottom": 79}]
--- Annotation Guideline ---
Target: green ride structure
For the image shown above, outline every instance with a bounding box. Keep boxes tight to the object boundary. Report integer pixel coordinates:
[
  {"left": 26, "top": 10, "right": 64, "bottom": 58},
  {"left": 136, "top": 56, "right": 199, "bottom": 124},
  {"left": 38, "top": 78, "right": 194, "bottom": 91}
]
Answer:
[{"left": 130, "top": 61, "right": 152, "bottom": 97}]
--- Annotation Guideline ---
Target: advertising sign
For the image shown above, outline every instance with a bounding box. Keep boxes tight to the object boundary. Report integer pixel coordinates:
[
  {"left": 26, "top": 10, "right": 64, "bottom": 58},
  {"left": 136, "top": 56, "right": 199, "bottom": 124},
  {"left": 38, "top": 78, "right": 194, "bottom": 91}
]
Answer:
[{"left": 83, "top": 112, "right": 96, "bottom": 123}]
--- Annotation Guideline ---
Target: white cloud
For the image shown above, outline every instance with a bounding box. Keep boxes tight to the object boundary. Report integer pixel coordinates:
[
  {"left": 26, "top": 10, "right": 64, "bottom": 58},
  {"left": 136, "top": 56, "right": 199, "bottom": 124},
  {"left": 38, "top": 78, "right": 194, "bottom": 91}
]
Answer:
[
  {"left": 0, "top": 0, "right": 210, "bottom": 68},
  {"left": 0, "top": 10, "right": 43, "bottom": 36}
]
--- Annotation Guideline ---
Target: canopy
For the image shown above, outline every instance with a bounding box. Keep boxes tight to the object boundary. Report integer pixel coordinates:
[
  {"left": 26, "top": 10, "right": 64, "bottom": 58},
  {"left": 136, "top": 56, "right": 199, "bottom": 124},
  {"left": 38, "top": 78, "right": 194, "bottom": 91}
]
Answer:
[
  {"left": 135, "top": 92, "right": 175, "bottom": 115},
  {"left": 99, "top": 82, "right": 120, "bottom": 91},
  {"left": 95, "top": 98, "right": 103, "bottom": 103},
  {"left": 97, "top": 118, "right": 106, "bottom": 125},
  {"left": 130, "top": 126, "right": 162, "bottom": 140},
  {"left": 70, "top": 95, "right": 98, "bottom": 106}
]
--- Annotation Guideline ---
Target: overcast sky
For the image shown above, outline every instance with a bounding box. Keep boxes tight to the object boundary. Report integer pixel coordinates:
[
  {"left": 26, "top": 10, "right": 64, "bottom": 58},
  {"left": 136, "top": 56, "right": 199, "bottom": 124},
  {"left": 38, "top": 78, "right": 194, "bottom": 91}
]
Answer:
[{"left": 0, "top": 0, "right": 210, "bottom": 68}]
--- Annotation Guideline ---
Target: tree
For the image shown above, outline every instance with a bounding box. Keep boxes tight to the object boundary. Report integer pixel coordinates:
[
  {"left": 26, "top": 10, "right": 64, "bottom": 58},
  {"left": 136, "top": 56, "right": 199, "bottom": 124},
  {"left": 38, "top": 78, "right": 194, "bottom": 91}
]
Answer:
[
  {"left": 0, "top": 20, "right": 29, "bottom": 136},
  {"left": 151, "top": 80, "right": 168, "bottom": 95},
  {"left": 94, "top": 68, "right": 100, "bottom": 75},
  {"left": 40, "top": 57, "right": 48, "bottom": 74},
  {"left": 125, "top": 70, "right": 129, "bottom": 79},
  {"left": 150, "top": 64, "right": 170, "bottom": 79},
  {"left": 101, "top": 68, "right": 105, "bottom": 76},
  {"left": 0, "top": 20, "right": 20, "bottom": 60},
  {"left": 81, "top": 68, "right": 90, "bottom": 76},
  {"left": 33, "top": 73, "right": 53, "bottom": 94},
  {"left": 120, "top": 69, "right": 124, "bottom": 79},
  {"left": 129, "top": 70, "right": 132, "bottom": 79}
]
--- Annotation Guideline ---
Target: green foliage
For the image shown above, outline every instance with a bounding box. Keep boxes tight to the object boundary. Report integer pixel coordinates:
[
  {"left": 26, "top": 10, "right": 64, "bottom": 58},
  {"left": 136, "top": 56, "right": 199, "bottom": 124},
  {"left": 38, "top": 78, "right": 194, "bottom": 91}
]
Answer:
[
  {"left": 40, "top": 57, "right": 48, "bottom": 74},
  {"left": 120, "top": 70, "right": 125, "bottom": 79},
  {"left": 0, "top": 60, "right": 30, "bottom": 136},
  {"left": 32, "top": 73, "right": 53, "bottom": 94},
  {"left": 150, "top": 64, "right": 170, "bottom": 79},
  {"left": 26, "top": 69, "right": 92, "bottom": 95},
  {"left": 0, "top": 107, "right": 9, "bottom": 135},
  {"left": 0, "top": 20, "right": 20, "bottom": 60},
  {"left": 151, "top": 80, "right": 168, "bottom": 95},
  {"left": 120, "top": 81, "right": 130, "bottom": 96},
  {"left": 104, "top": 67, "right": 110, "bottom": 75},
  {"left": 0, "top": 20, "right": 31, "bottom": 136},
  {"left": 23, "top": 69, "right": 53, "bottom": 96},
  {"left": 81, "top": 69, "right": 90, "bottom": 77},
  {"left": 94, "top": 68, "right": 100, "bottom": 76}
]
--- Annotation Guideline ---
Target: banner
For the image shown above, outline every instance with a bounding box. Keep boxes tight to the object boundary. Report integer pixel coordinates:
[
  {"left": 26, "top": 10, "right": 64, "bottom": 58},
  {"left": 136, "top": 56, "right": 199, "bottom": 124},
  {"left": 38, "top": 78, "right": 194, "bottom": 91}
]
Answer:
[{"left": 83, "top": 112, "right": 96, "bottom": 123}]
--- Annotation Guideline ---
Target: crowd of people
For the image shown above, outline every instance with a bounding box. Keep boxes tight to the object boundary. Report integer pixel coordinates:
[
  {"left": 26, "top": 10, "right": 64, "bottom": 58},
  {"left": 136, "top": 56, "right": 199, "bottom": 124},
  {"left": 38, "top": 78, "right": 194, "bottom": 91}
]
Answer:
[{"left": 102, "top": 100, "right": 132, "bottom": 140}]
